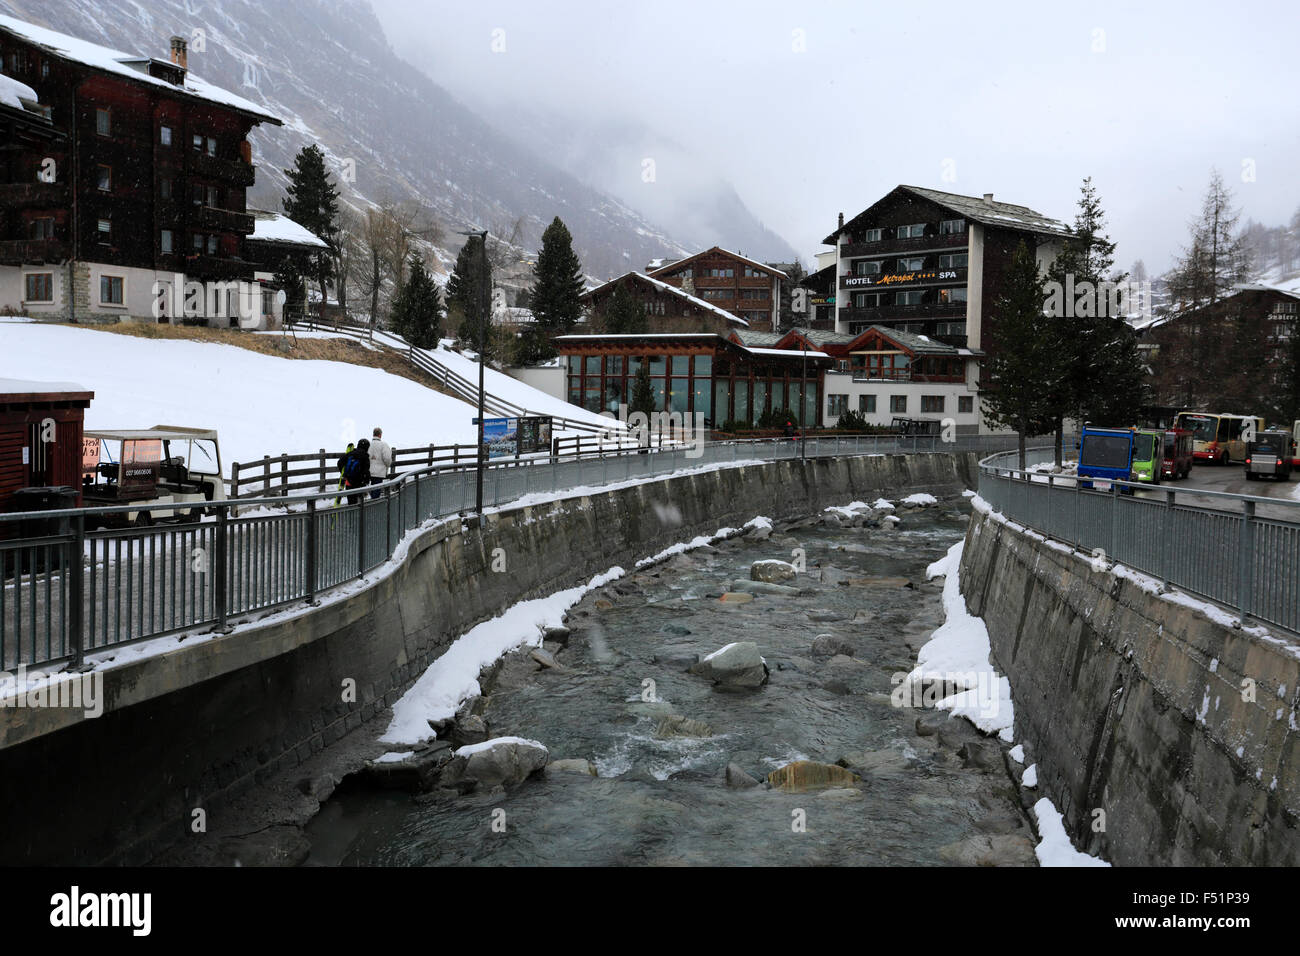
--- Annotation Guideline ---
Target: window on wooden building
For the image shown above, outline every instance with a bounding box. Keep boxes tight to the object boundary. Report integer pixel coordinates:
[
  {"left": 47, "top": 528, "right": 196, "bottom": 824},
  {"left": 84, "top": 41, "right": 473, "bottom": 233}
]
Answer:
[
  {"left": 161, "top": 229, "right": 174, "bottom": 254},
  {"left": 31, "top": 217, "right": 54, "bottom": 239},
  {"left": 96, "top": 165, "right": 111, "bottom": 192},
  {"left": 97, "top": 218, "right": 111, "bottom": 243},
  {"left": 896, "top": 224, "right": 925, "bottom": 239},
  {"left": 95, "top": 108, "right": 111, "bottom": 136},
  {"left": 939, "top": 219, "right": 965, "bottom": 234},
  {"left": 160, "top": 125, "right": 173, "bottom": 146}
]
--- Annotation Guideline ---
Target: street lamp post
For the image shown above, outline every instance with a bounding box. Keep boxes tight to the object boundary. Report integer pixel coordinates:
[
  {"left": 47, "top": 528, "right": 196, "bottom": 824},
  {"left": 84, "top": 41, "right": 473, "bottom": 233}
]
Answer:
[
  {"left": 458, "top": 228, "right": 489, "bottom": 516},
  {"left": 801, "top": 340, "right": 807, "bottom": 462}
]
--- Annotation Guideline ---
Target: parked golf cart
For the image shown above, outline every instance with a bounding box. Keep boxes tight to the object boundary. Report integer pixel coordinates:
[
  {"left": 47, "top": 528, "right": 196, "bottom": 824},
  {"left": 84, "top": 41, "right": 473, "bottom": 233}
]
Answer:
[{"left": 81, "top": 426, "right": 226, "bottom": 527}]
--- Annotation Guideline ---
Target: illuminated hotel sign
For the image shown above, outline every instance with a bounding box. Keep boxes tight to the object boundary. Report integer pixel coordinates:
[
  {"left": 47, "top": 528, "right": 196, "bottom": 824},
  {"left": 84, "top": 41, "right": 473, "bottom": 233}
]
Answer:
[{"left": 844, "top": 269, "right": 959, "bottom": 288}]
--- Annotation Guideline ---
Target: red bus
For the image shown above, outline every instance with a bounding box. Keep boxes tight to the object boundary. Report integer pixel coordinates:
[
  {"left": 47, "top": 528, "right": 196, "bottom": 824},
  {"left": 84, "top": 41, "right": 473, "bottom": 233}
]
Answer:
[{"left": 1161, "top": 428, "right": 1193, "bottom": 480}]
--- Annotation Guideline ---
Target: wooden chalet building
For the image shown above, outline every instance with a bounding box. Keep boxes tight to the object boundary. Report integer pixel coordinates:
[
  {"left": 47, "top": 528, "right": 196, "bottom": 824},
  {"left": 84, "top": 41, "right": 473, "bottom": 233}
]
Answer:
[
  {"left": 826, "top": 185, "right": 1068, "bottom": 349},
  {"left": 581, "top": 271, "right": 752, "bottom": 335},
  {"left": 1139, "top": 283, "right": 1300, "bottom": 422},
  {"left": 729, "top": 325, "right": 981, "bottom": 432},
  {"left": 646, "top": 247, "right": 785, "bottom": 331},
  {"left": 0, "top": 15, "right": 287, "bottom": 326},
  {"left": 820, "top": 185, "right": 1069, "bottom": 433}
]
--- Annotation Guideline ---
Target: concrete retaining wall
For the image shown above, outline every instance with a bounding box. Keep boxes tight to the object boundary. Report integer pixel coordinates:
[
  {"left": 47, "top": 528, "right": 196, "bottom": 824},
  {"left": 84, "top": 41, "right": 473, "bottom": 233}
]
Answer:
[
  {"left": 961, "top": 508, "right": 1300, "bottom": 866},
  {"left": 0, "top": 452, "right": 977, "bottom": 865}
]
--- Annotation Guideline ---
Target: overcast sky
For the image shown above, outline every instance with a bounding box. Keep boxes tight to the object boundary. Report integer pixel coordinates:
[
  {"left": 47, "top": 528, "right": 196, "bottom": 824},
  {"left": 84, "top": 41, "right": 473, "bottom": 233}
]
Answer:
[{"left": 372, "top": 0, "right": 1300, "bottom": 274}]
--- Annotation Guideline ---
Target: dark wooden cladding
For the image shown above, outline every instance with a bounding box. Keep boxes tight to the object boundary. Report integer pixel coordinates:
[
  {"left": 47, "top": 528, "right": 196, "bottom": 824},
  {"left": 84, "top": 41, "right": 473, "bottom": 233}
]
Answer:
[{"left": 0, "top": 26, "right": 276, "bottom": 280}]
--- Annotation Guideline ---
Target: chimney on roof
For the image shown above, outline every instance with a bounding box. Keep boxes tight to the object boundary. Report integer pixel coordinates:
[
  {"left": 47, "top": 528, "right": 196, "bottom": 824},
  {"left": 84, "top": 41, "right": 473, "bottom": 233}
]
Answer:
[
  {"left": 169, "top": 35, "right": 188, "bottom": 71},
  {"left": 983, "top": 192, "right": 994, "bottom": 205},
  {"left": 838, "top": 212, "right": 844, "bottom": 229}
]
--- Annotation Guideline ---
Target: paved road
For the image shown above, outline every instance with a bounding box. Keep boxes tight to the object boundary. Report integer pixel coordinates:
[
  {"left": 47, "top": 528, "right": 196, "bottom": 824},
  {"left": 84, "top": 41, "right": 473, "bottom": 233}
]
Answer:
[{"left": 1135, "top": 461, "right": 1300, "bottom": 523}]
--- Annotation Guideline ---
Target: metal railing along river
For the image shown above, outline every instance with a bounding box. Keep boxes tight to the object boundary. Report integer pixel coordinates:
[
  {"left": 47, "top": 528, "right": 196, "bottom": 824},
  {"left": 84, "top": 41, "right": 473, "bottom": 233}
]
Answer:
[
  {"left": 0, "top": 432, "right": 1022, "bottom": 671},
  {"left": 978, "top": 448, "right": 1300, "bottom": 636}
]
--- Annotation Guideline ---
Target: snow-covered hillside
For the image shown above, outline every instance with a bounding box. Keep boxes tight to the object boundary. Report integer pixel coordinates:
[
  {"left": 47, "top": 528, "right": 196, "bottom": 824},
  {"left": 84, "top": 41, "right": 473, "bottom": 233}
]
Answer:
[{"left": 0, "top": 323, "right": 599, "bottom": 471}]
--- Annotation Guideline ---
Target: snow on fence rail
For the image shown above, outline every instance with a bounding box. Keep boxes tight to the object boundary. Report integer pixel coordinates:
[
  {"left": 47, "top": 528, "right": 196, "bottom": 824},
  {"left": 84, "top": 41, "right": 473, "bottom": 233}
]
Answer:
[{"left": 977, "top": 448, "right": 1300, "bottom": 636}]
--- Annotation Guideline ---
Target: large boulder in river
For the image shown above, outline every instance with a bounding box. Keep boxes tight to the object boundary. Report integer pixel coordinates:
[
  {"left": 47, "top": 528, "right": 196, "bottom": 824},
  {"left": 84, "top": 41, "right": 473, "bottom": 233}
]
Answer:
[
  {"left": 767, "top": 760, "right": 860, "bottom": 792},
  {"left": 689, "top": 641, "right": 769, "bottom": 687},
  {"left": 750, "top": 560, "right": 797, "bottom": 583},
  {"left": 810, "top": 634, "right": 856, "bottom": 658},
  {"left": 654, "top": 714, "right": 714, "bottom": 738},
  {"left": 441, "top": 737, "right": 549, "bottom": 791}
]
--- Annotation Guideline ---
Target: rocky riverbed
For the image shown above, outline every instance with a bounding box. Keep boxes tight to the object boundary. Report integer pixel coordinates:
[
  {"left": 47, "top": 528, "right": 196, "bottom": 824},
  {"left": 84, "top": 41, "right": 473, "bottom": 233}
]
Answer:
[{"left": 301, "top": 497, "right": 1039, "bottom": 866}]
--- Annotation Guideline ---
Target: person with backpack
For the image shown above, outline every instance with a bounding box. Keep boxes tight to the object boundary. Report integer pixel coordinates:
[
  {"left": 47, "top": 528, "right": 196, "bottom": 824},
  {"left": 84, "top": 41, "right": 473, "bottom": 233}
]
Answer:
[
  {"left": 343, "top": 439, "right": 371, "bottom": 505},
  {"left": 333, "top": 442, "right": 355, "bottom": 507}
]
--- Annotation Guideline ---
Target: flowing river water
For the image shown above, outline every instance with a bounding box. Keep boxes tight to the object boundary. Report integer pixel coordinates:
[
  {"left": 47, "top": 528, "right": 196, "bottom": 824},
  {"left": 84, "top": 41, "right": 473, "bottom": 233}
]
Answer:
[{"left": 303, "top": 500, "right": 1038, "bottom": 866}]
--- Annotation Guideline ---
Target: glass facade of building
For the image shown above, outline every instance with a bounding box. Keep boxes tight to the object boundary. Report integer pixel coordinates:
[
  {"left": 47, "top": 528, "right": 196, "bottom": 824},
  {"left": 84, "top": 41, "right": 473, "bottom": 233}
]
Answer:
[{"left": 560, "top": 337, "right": 825, "bottom": 427}]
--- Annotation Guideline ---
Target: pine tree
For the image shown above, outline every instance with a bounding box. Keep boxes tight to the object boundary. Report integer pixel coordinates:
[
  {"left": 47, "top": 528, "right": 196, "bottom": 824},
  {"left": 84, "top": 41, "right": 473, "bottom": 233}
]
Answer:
[
  {"left": 282, "top": 145, "right": 341, "bottom": 316},
  {"left": 603, "top": 279, "right": 647, "bottom": 334},
  {"left": 530, "top": 217, "right": 585, "bottom": 360},
  {"left": 390, "top": 255, "right": 442, "bottom": 350},
  {"left": 982, "top": 241, "right": 1056, "bottom": 469},
  {"left": 446, "top": 234, "right": 495, "bottom": 352},
  {"left": 630, "top": 359, "right": 655, "bottom": 419},
  {"left": 1043, "top": 176, "right": 1143, "bottom": 461},
  {"left": 1167, "top": 169, "right": 1252, "bottom": 311}
]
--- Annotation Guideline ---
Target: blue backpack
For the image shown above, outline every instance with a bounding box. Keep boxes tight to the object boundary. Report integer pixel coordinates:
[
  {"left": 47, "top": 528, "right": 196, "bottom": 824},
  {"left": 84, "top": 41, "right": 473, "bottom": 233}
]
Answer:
[{"left": 344, "top": 453, "right": 365, "bottom": 487}]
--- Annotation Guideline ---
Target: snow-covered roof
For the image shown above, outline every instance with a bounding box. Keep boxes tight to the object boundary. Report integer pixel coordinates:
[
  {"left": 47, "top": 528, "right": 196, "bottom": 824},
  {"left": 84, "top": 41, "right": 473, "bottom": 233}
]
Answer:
[
  {"left": 247, "top": 209, "right": 328, "bottom": 248},
  {"left": 0, "top": 377, "right": 91, "bottom": 396},
  {"left": 827, "top": 185, "right": 1070, "bottom": 245},
  {"left": 0, "top": 15, "right": 282, "bottom": 125},
  {"left": 556, "top": 333, "right": 722, "bottom": 341},
  {"left": 648, "top": 247, "right": 789, "bottom": 280},
  {"left": 745, "top": 346, "right": 831, "bottom": 360},
  {"left": 0, "top": 70, "right": 37, "bottom": 110},
  {"left": 584, "top": 271, "right": 750, "bottom": 327}
]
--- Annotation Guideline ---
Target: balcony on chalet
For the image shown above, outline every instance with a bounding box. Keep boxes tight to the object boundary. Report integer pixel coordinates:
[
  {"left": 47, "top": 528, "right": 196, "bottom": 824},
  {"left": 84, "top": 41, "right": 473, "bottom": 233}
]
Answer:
[
  {"left": 189, "top": 151, "right": 257, "bottom": 188},
  {"left": 0, "top": 238, "right": 68, "bottom": 265},
  {"left": 194, "top": 204, "right": 255, "bottom": 235},
  {"left": 185, "top": 254, "right": 256, "bottom": 281},
  {"left": 0, "top": 181, "right": 69, "bottom": 208},
  {"left": 840, "top": 232, "right": 968, "bottom": 258},
  {"left": 848, "top": 369, "right": 966, "bottom": 384},
  {"left": 838, "top": 302, "right": 967, "bottom": 324}
]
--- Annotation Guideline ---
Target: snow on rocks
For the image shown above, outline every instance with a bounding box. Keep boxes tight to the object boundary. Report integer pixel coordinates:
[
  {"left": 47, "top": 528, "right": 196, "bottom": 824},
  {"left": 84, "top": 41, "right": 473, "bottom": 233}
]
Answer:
[
  {"left": 1032, "top": 798, "right": 1110, "bottom": 867},
  {"left": 900, "top": 493, "right": 938, "bottom": 507},
  {"left": 441, "top": 736, "right": 550, "bottom": 790},
  {"left": 904, "top": 541, "right": 1014, "bottom": 740},
  {"left": 689, "top": 641, "right": 769, "bottom": 687}
]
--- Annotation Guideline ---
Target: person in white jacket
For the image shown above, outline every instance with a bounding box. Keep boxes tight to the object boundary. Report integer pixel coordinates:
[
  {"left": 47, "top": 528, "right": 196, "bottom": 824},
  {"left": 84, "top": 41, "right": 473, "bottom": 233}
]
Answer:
[{"left": 368, "top": 427, "right": 393, "bottom": 499}]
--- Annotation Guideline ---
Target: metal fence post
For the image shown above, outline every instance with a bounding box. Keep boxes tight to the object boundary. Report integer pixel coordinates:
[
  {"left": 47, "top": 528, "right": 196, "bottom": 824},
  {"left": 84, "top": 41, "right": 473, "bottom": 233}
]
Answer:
[
  {"left": 69, "top": 512, "right": 84, "bottom": 666},
  {"left": 385, "top": 485, "right": 393, "bottom": 556},
  {"left": 357, "top": 497, "right": 366, "bottom": 579},
  {"left": 214, "top": 506, "right": 228, "bottom": 630},
  {"left": 1161, "top": 488, "right": 1174, "bottom": 591},
  {"left": 1110, "top": 482, "right": 1120, "bottom": 558},
  {"left": 1239, "top": 499, "right": 1255, "bottom": 622},
  {"left": 305, "top": 498, "right": 318, "bottom": 604}
]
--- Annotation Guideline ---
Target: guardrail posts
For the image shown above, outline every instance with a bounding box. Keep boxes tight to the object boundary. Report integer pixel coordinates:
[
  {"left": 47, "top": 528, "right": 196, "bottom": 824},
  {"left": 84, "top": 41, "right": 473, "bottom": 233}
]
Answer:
[
  {"left": 357, "top": 496, "right": 367, "bottom": 579},
  {"left": 263, "top": 455, "right": 271, "bottom": 497},
  {"left": 385, "top": 485, "right": 393, "bottom": 556},
  {"left": 1110, "top": 482, "right": 1120, "bottom": 558},
  {"left": 319, "top": 449, "right": 327, "bottom": 493},
  {"left": 230, "top": 461, "right": 240, "bottom": 501},
  {"left": 1239, "top": 499, "right": 1255, "bottom": 623},
  {"left": 305, "top": 499, "right": 318, "bottom": 604},
  {"left": 214, "top": 506, "right": 229, "bottom": 630},
  {"left": 69, "top": 512, "right": 85, "bottom": 667},
  {"left": 1160, "top": 488, "right": 1174, "bottom": 591}
]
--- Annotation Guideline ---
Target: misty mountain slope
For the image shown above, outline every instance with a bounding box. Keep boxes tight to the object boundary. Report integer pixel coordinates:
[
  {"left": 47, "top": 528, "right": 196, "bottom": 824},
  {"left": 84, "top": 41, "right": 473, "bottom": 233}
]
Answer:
[
  {"left": 489, "top": 105, "right": 800, "bottom": 265},
  {"left": 0, "top": 0, "right": 696, "bottom": 278}
]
